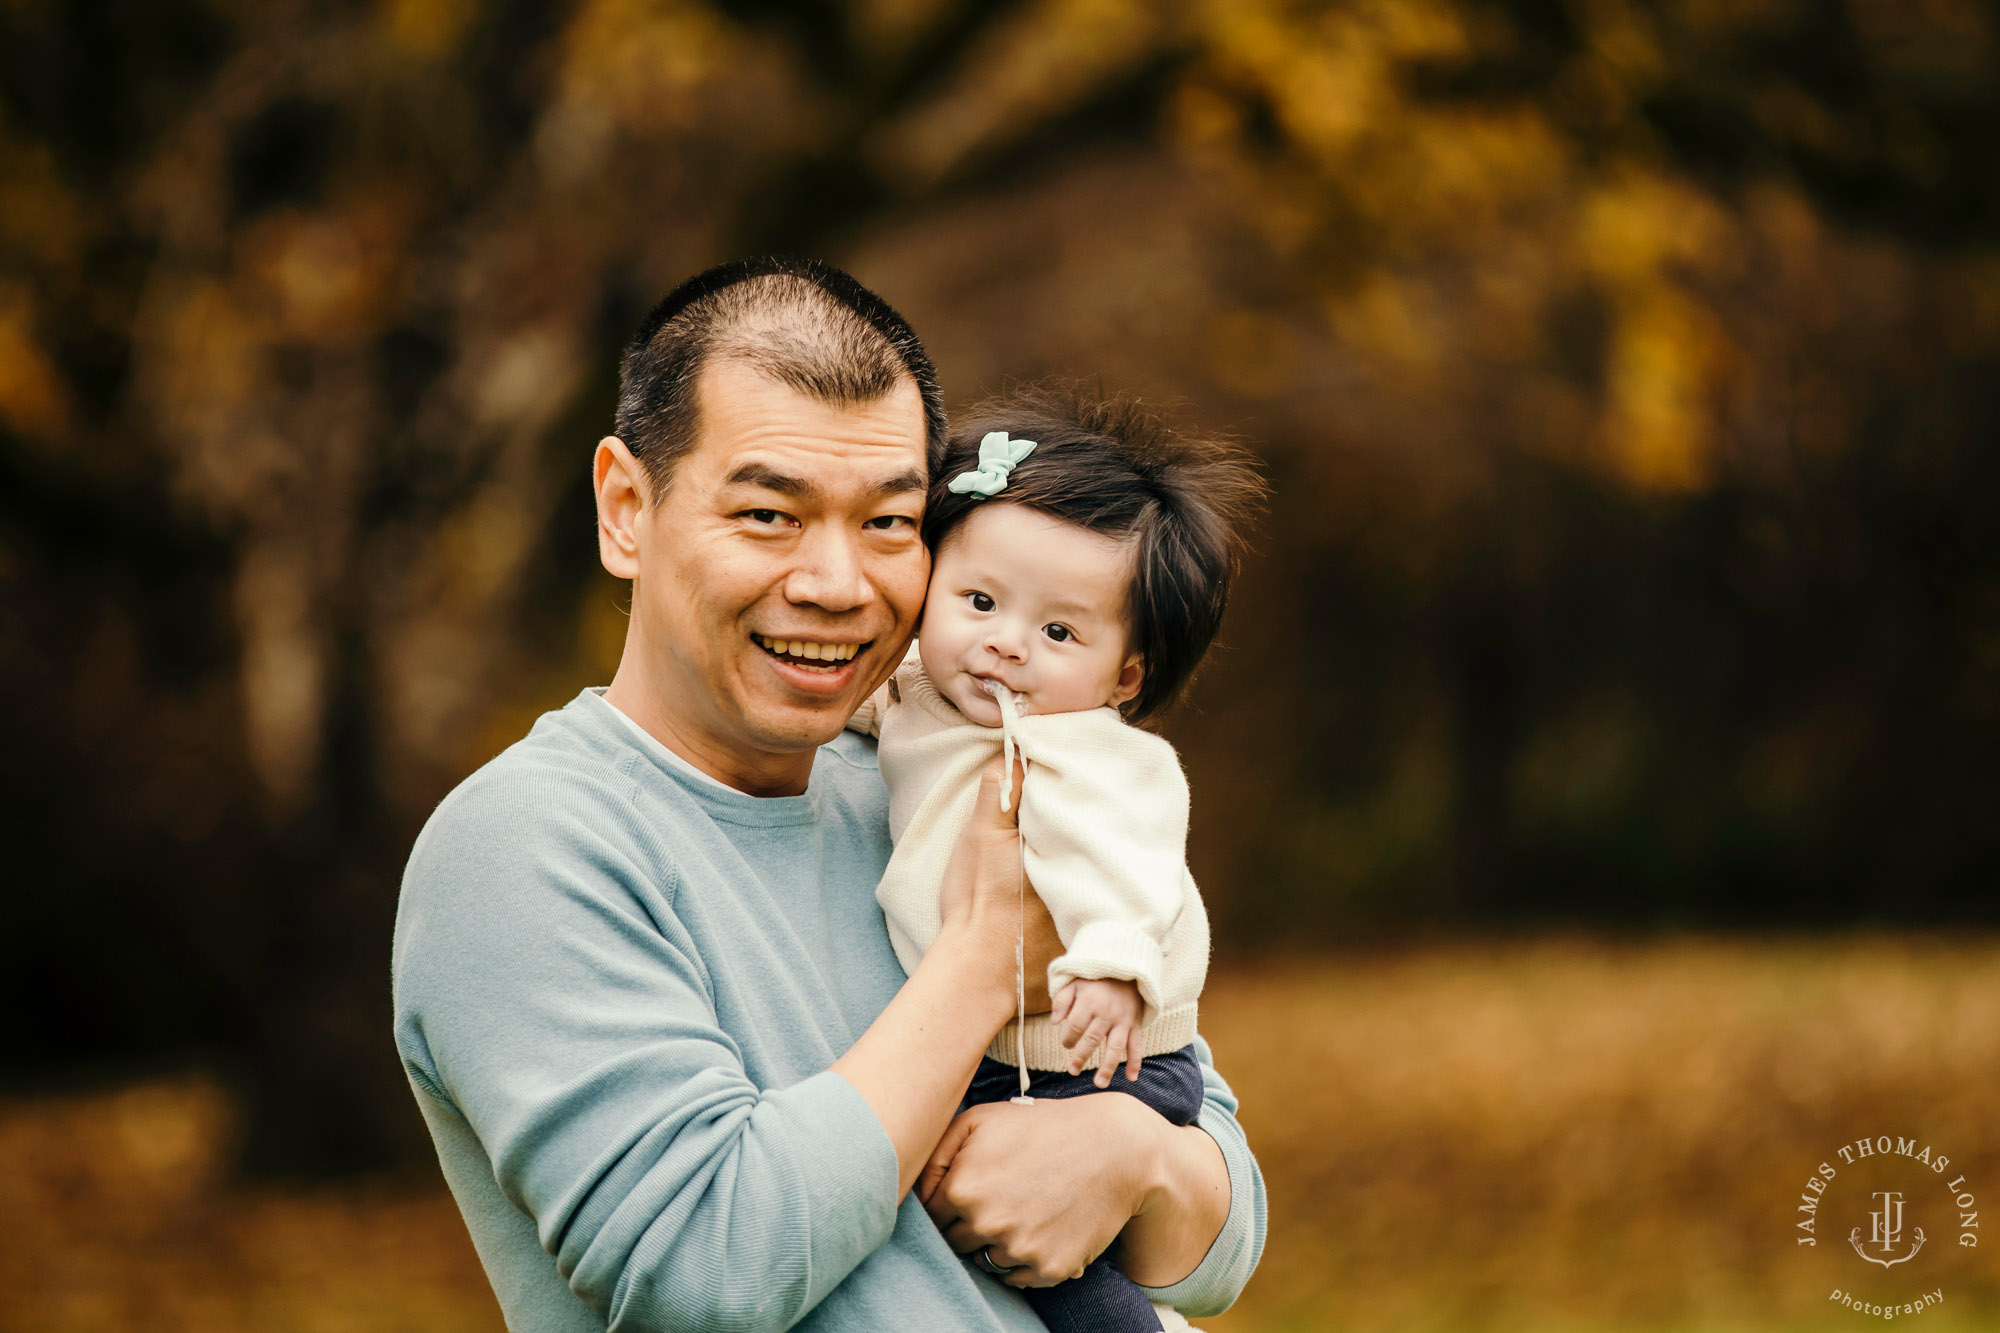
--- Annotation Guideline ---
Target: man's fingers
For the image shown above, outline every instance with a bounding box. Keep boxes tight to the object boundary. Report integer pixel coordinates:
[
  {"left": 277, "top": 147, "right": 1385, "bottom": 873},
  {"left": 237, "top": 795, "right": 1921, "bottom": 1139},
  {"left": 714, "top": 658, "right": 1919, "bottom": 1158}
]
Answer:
[
  {"left": 949, "top": 1228, "right": 1056, "bottom": 1288},
  {"left": 971, "top": 755, "right": 1026, "bottom": 829},
  {"left": 918, "top": 1157, "right": 955, "bottom": 1213},
  {"left": 918, "top": 1112, "right": 979, "bottom": 1210},
  {"left": 1125, "top": 1046, "right": 1143, "bottom": 1082},
  {"left": 943, "top": 1219, "right": 1024, "bottom": 1265},
  {"left": 999, "top": 1245, "right": 1079, "bottom": 1289},
  {"left": 921, "top": 1176, "right": 961, "bottom": 1225},
  {"left": 982, "top": 1242, "right": 1025, "bottom": 1271}
]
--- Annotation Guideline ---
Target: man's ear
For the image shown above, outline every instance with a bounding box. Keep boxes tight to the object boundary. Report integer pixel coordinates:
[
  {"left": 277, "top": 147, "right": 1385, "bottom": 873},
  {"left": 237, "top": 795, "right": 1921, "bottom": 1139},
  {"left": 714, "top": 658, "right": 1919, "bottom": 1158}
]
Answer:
[
  {"left": 1110, "top": 655, "right": 1144, "bottom": 709},
  {"left": 595, "top": 435, "right": 648, "bottom": 580}
]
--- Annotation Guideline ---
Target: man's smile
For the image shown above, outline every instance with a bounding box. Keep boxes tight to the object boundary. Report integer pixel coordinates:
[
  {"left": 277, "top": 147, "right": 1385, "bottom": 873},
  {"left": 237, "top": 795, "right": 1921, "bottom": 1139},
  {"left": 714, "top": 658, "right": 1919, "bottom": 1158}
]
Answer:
[{"left": 753, "top": 633, "right": 874, "bottom": 685}]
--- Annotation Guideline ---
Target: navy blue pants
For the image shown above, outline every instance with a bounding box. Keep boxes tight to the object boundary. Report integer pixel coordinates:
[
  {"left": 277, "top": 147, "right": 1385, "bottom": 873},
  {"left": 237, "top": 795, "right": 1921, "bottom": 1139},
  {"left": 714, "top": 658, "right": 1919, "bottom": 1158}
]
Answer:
[{"left": 962, "top": 1046, "right": 1205, "bottom": 1333}]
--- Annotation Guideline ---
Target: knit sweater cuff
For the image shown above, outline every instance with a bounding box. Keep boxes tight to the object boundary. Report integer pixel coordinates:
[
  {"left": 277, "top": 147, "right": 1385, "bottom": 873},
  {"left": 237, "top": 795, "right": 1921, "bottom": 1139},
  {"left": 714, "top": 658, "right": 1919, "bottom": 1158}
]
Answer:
[
  {"left": 989, "top": 1001, "right": 1199, "bottom": 1069},
  {"left": 1049, "top": 924, "right": 1167, "bottom": 1018}
]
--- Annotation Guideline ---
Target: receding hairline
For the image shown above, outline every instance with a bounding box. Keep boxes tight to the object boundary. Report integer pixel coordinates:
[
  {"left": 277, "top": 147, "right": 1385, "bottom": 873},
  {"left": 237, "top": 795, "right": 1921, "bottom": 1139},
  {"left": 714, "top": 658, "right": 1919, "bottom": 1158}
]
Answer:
[
  {"left": 640, "top": 357, "right": 926, "bottom": 503},
  {"left": 685, "top": 272, "right": 904, "bottom": 395},
  {"left": 687, "top": 351, "right": 929, "bottom": 445},
  {"left": 623, "top": 273, "right": 928, "bottom": 497}
]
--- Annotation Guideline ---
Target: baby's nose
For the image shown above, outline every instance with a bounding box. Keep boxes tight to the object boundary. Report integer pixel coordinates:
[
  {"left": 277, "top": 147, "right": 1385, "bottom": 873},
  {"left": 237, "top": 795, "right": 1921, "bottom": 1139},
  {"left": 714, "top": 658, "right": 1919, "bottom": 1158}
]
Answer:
[{"left": 984, "top": 627, "right": 1028, "bottom": 660}]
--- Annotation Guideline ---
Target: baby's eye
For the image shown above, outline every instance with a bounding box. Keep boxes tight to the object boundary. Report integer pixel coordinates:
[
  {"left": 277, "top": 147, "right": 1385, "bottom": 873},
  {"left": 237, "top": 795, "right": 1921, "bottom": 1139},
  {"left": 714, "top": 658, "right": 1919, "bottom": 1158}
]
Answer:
[
  {"left": 967, "top": 592, "right": 995, "bottom": 613},
  {"left": 1044, "top": 624, "right": 1073, "bottom": 643}
]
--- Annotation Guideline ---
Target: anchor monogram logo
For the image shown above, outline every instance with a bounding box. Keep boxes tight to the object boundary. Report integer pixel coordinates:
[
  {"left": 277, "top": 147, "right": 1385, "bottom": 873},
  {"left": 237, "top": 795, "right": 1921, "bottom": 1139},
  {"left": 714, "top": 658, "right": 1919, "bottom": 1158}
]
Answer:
[{"left": 1850, "top": 1190, "right": 1926, "bottom": 1268}]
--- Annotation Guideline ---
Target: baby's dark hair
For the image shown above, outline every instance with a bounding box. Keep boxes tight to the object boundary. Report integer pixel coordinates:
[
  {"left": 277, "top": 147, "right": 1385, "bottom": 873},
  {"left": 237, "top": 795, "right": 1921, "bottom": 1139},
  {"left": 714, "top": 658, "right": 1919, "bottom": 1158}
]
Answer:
[{"left": 924, "top": 384, "right": 1265, "bottom": 725}]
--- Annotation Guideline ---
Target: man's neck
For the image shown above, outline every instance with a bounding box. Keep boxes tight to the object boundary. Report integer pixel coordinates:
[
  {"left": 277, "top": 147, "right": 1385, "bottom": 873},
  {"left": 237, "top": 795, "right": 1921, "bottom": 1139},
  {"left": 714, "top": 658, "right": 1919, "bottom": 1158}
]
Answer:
[{"left": 602, "top": 661, "right": 816, "bottom": 799}]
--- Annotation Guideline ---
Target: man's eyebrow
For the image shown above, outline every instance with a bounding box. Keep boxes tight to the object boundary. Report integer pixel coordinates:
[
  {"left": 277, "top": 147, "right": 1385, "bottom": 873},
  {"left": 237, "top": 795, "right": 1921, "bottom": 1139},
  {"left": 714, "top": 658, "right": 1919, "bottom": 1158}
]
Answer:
[
  {"left": 870, "top": 469, "right": 926, "bottom": 498},
  {"left": 725, "top": 463, "right": 926, "bottom": 502},
  {"left": 724, "top": 462, "right": 822, "bottom": 501}
]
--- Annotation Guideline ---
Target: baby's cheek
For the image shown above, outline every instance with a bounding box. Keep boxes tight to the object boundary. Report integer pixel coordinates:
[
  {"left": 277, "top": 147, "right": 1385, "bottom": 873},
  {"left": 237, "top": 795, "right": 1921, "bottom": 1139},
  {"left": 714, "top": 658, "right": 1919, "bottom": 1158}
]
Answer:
[
  {"left": 914, "top": 613, "right": 953, "bottom": 679},
  {"left": 1041, "top": 655, "right": 1120, "bottom": 713}
]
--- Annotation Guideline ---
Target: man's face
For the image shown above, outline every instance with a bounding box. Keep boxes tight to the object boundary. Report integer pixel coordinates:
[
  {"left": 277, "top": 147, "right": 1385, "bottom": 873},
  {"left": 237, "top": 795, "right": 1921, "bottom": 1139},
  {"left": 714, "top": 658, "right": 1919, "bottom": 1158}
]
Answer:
[{"left": 626, "top": 360, "right": 930, "bottom": 780}]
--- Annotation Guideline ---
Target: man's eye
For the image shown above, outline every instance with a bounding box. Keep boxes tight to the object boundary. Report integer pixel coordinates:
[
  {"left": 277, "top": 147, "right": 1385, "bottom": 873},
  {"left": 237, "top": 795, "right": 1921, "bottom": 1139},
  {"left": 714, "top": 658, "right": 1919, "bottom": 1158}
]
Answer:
[
  {"left": 968, "top": 592, "right": 995, "bottom": 612},
  {"left": 863, "top": 514, "right": 915, "bottom": 531},
  {"left": 743, "top": 509, "right": 788, "bottom": 526},
  {"left": 1044, "top": 624, "right": 1073, "bottom": 643}
]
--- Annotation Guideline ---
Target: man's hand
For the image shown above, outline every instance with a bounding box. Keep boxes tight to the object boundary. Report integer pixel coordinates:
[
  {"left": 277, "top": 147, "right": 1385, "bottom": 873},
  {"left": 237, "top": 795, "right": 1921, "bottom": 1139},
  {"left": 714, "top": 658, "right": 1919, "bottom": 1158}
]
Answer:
[
  {"left": 938, "top": 753, "right": 1062, "bottom": 1015},
  {"left": 936, "top": 755, "right": 1033, "bottom": 945},
  {"left": 917, "top": 1095, "right": 1161, "bottom": 1288},
  {"left": 1052, "top": 978, "right": 1145, "bottom": 1086},
  {"left": 1019, "top": 886, "right": 1061, "bottom": 1015}
]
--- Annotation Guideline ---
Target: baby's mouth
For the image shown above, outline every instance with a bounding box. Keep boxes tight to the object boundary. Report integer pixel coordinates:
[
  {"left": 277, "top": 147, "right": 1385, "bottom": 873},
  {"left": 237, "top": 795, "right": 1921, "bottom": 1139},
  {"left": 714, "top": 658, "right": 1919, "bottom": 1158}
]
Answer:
[
  {"left": 755, "top": 634, "right": 868, "bottom": 674},
  {"left": 972, "top": 676, "right": 1024, "bottom": 710}
]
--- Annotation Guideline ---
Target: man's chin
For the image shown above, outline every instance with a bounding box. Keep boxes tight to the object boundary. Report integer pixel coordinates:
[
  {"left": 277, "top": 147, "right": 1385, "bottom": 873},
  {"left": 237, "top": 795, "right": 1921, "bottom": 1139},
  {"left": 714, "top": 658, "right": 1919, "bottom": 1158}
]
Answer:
[{"left": 741, "top": 688, "right": 867, "bottom": 754}]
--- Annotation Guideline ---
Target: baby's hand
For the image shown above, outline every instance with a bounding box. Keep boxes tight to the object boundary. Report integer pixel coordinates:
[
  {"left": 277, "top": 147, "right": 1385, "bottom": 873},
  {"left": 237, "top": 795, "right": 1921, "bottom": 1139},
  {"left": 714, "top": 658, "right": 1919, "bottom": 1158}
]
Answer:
[{"left": 1050, "top": 978, "right": 1144, "bottom": 1089}]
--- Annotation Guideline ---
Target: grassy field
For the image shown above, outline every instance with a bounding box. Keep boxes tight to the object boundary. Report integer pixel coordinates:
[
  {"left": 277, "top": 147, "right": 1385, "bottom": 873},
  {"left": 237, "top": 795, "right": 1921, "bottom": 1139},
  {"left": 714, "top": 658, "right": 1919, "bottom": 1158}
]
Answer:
[
  {"left": 1201, "top": 936, "right": 2000, "bottom": 1332},
  {"left": 5, "top": 936, "right": 1997, "bottom": 1331}
]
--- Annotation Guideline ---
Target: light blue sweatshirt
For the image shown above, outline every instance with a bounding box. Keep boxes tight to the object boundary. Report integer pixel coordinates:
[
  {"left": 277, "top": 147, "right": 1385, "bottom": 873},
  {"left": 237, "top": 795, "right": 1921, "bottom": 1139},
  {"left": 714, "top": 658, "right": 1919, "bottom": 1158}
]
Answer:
[{"left": 391, "top": 688, "right": 1266, "bottom": 1332}]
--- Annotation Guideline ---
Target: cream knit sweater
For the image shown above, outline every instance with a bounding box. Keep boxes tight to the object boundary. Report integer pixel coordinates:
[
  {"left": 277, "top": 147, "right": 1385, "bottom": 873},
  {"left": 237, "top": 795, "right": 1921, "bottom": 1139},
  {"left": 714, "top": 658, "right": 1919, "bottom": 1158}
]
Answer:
[{"left": 855, "top": 657, "right": 1209, "bottom": 1070}]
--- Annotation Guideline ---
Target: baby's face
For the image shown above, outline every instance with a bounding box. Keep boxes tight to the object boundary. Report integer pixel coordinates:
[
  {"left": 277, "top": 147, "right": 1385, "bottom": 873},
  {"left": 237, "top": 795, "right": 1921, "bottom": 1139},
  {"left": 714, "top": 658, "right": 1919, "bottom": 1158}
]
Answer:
[{"left": 918, "top": 502, "right": 1143, "bottom": 726}]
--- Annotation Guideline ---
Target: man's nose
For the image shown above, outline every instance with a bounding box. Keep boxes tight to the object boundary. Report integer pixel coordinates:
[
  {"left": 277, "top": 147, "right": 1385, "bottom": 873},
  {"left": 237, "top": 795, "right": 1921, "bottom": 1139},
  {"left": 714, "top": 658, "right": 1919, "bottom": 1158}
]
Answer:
[{"left": 783, "top": 524, "right": 872, "bottom": 613}]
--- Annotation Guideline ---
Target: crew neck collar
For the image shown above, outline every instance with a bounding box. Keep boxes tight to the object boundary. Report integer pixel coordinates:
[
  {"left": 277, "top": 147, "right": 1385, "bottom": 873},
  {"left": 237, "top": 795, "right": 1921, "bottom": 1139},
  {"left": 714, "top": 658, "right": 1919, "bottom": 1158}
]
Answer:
[{"left": 580, "top": 688, "right": 819, "bottom": 826}]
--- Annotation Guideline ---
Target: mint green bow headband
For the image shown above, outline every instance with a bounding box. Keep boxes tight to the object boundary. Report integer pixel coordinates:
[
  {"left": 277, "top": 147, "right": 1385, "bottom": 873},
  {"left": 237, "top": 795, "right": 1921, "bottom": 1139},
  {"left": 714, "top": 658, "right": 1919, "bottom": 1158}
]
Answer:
[{"left": 946, "top": 431, "right": 1037, "bottom": 498}]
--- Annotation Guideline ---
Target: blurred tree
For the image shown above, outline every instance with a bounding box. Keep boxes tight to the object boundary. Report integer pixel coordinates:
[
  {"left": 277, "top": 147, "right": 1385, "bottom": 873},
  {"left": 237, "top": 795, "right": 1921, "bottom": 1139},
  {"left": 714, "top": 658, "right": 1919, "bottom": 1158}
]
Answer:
[{"left": 1, "top": 0, "right": 1995, "bottom": 1170}]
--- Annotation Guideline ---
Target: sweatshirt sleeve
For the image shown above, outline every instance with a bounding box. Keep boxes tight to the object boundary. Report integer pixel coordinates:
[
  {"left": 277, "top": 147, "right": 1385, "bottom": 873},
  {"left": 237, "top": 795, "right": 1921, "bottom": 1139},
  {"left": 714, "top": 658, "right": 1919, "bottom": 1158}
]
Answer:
[
  {"left": 393, "top": 774, "right": 901, "bottom": 1332},
  {"left": 1134, "top": 1035, "right": 1269, "bottom": 1316},
  {"left": 1014, "top": 713, "right": 1191, "bottom": 1017}
]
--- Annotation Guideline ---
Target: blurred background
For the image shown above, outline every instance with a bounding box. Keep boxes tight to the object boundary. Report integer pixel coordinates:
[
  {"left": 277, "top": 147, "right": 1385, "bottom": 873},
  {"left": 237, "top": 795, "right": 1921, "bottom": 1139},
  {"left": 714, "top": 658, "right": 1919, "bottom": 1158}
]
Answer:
[{"left": 3, "top": 0, "right": 1998, "bottom": 1328}]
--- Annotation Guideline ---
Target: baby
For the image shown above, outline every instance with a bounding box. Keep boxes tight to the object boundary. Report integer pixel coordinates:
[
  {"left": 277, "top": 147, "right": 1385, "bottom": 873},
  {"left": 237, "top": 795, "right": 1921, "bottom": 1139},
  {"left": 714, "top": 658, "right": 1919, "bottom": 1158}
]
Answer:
[{"left": 852, "top": 385, "right": 1262, "bottom": 1333}]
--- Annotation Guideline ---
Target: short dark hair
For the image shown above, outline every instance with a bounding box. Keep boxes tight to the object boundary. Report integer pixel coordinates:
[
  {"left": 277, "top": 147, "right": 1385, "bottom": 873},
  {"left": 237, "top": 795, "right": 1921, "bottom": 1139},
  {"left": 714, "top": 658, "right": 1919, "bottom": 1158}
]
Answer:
[
  {"left": 924, "top": 384, "right": 1265, "bottom": 724},
  {"left": 613, "top": 256, "right": 946, "bottom": 495}
]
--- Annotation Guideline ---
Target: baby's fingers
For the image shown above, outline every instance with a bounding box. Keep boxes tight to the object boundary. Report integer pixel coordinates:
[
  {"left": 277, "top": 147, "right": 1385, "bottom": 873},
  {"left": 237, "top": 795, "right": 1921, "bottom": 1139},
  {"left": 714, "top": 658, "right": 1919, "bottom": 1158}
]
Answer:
[
  {"left": 1124, "top": 1043, "right": 1143, "bottom": 1084},
  {"left": 1058, "top": 994, "right": 1100, "bottom": 1052},
  {"left": 1093, "top": 1025, "right": 1131, "bottom": 1089},
  {"left": 1068, "top": 1015, "right": 1111, "bottom": 1075},
  {"left": 1050, "top": 982, "right": 1075, "bottom": 1030}
]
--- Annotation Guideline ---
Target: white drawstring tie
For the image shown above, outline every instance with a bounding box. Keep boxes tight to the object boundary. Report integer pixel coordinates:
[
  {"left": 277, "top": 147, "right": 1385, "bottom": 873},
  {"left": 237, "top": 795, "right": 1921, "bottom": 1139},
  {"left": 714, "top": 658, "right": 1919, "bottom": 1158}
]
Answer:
[{"left": 987, "top": 681, "right": 1035, "bottom": 1105}]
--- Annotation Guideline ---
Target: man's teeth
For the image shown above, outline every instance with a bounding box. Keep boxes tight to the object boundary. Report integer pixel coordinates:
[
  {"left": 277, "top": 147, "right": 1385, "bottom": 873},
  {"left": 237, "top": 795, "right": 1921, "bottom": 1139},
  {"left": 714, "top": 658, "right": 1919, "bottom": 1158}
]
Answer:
[{"left": 756, "top": 636, "right": 860, "bottom": 662}]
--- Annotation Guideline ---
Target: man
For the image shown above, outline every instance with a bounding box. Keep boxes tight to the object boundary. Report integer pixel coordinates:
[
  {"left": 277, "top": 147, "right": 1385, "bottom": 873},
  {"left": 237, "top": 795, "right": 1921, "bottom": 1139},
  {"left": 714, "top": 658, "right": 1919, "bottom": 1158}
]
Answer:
[{"left": 392, "top": 257, "right": 1265, "bottom": 1331}]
